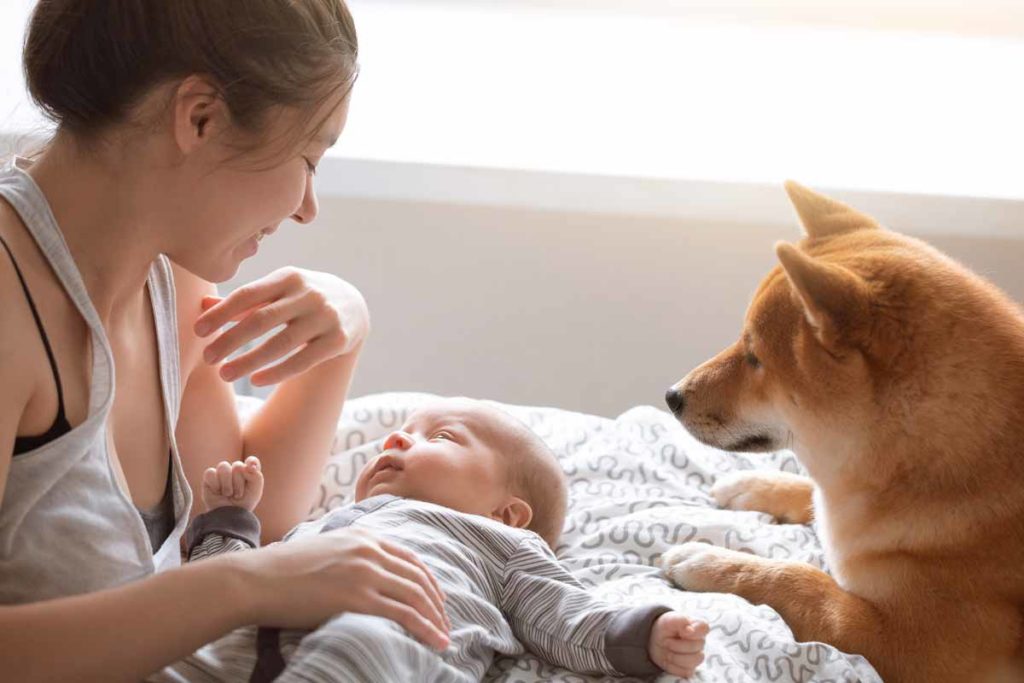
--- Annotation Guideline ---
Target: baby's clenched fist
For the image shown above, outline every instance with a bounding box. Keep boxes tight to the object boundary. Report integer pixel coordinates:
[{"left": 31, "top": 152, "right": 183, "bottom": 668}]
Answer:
[
  {"left": 201, "top": 455, "right": 263, "bottom": 512},
  {"left": 648, "top": 611, "right": 708, "bottom": 678}
]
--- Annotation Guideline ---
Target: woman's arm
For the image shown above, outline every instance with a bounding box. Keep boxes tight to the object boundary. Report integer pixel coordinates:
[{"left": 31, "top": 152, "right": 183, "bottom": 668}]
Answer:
[
  {"left": 0, "top": 551, "right": 249, "bottom": 683},
  {"left": 173, "top": 264, "right": 365, "bottom": 542},
  {"left": 1, "top": 528, "right": 453, "bottom": 682},
  {"left": 238, "top": 344, "right": 360, "bottom": 542}
]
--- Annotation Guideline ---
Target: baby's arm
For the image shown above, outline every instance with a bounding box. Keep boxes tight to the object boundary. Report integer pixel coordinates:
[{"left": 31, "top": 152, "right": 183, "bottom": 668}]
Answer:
[
  {"left": 499, "top": 536, "right": 707, "bottom": 678},
  {"left": 186, "top": 456, "right": 264, "bottom": 562}
]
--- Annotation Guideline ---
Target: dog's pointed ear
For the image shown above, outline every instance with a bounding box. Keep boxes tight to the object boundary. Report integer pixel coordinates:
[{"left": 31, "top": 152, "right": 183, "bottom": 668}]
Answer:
[
  {"left": 784, "top": 180, "right": 879, "bottom": 239},
  {"left": 775, "top": 241, "right": 871, "bottom": 350}
]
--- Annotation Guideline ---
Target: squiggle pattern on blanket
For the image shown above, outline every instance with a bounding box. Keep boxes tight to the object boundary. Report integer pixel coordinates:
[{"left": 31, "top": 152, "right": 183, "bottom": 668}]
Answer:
[{"left": 237, "top": 393, "right": 880, "bottom": 683}]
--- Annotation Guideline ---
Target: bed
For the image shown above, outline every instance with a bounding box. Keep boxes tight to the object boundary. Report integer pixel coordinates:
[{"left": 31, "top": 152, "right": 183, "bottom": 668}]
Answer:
[{"left": 238, "top": 392, "right": 881, "bottom": 683}]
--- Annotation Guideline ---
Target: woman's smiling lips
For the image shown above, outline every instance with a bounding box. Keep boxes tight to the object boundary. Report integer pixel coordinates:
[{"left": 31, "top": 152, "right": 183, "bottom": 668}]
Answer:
[{"left": 242, "top": 225, "right": 280, "bottom": 257}]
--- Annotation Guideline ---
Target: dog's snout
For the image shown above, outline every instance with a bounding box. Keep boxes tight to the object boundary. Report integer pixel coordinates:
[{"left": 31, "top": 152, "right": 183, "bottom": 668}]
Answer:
[{"left": 665, "top": 388, "right": 686, "bottom": 415}]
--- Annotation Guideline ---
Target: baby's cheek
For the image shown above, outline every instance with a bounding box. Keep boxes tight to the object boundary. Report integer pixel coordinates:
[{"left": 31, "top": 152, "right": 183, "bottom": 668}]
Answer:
[{"left": 353, "top": 470, "right": 371, "bottom": 501}]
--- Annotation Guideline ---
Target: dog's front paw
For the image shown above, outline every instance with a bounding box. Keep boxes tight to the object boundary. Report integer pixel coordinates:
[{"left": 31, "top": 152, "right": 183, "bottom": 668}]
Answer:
[
  {"left": 711, "top": 470, "right": 814, "bottom": 524},
  {"left": 661, "top": 542, "right": 762, "bottom": 593}
]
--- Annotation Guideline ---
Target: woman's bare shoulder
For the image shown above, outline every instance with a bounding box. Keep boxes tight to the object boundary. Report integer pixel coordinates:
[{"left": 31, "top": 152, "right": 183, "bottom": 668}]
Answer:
[{"left": 0, "top": 205, "right": 38, "bottom": 442}]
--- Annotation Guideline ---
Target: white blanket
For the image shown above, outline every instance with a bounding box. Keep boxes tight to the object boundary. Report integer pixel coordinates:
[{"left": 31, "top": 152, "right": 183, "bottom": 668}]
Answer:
[{"left": 238, "top": 393, "right": 881, "bottom": 683}]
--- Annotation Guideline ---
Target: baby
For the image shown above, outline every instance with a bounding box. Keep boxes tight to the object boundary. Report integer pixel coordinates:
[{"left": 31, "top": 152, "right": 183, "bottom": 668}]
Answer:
[{"left": 160, "top": 398, "right": 707, "bottom": 682}]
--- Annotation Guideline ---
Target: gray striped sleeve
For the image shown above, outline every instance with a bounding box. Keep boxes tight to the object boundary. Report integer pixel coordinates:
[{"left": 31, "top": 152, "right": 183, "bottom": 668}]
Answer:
[
  {"left": 499, "top": 536, "right": 669, "bottom": 677},
  {"left": 185, "top": 506, "right": 262, "bottom": 561}
]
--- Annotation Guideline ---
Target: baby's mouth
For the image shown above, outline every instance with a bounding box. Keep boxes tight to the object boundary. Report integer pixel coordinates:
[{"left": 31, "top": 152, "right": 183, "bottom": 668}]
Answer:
[{"left": 368, "top": 452, "right": 404, "bottom": 483}]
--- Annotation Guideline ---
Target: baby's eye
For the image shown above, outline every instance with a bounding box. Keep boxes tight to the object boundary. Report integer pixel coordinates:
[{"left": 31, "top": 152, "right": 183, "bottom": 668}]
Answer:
[
  {"left": 431, "top": 431, "right": 453, "bottom": 441},
  {"left": 745, "top": 351, "right": 761, "bottom": 369}
]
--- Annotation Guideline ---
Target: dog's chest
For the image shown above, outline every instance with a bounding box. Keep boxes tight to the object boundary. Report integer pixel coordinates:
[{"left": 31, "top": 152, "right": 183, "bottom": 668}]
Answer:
[
  {"left": 813, "top": 490, "right": 897, "bottom": 596},
  {"left": 813, "top": 490, "right": 845, "bottom": 580}
]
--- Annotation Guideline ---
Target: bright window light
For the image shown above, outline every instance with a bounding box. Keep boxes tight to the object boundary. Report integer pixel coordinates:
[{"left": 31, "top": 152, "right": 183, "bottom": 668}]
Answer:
[
  {"left": 2, "top": 1, "right": 1021, "bottom": 201},
  {"left": 340, "top": 1, "right": 1024, "bottom": 200}
]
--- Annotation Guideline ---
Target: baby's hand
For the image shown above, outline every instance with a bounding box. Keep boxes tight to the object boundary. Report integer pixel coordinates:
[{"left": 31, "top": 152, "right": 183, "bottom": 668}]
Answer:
[
  {"left": 201, "top": 456, "right": 264, "bottom": 512},
  {"left": 648, "top": 611, "right": 708, "bottom": 678}
]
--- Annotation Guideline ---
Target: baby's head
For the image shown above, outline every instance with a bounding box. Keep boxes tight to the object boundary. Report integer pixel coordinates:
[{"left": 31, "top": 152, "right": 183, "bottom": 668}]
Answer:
[{"left": 355, "top": 398, "right": 567, "bottom": 547}]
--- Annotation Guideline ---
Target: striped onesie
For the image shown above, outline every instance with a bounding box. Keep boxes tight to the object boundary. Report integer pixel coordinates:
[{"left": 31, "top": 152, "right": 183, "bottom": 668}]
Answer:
[{"left": 154, "top": 494, "right": 671, "bottom": 682}]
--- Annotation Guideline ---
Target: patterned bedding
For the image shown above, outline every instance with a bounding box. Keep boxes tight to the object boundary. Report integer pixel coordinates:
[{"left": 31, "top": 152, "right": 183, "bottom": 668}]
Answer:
[{"left": 238, "top": 392, "right": 881, "bottom": 682}]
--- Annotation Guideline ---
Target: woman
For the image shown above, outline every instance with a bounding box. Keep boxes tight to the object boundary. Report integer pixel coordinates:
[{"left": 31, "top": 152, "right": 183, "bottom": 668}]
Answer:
[{"left": 0, "top": 1, "right": 449, "bottom": 680}]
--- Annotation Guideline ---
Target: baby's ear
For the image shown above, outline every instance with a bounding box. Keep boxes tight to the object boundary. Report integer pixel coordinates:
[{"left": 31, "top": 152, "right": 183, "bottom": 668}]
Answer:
[{"left": 495, "top": 497, "right": 533, "bottom": 530}]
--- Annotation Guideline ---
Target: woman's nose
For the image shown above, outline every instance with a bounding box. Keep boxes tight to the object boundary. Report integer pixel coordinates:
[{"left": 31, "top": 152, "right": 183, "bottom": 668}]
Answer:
[
  {"left": 291, "top": 174, "right": 319, "bottom": 224},
  {"left": 382, "top": 431, "right": 413, "bottom": 452}
]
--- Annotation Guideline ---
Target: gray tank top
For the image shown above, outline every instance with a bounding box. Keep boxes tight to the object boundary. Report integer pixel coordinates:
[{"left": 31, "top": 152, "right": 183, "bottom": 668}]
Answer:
[{"left": 0, "top": 156, "right": 193, "bottom": 604}]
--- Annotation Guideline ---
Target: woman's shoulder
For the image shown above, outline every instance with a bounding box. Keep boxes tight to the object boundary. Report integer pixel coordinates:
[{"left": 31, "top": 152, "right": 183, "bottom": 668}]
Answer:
[{"left": 0, "top": 205, "right": 40, "bottom": 423}]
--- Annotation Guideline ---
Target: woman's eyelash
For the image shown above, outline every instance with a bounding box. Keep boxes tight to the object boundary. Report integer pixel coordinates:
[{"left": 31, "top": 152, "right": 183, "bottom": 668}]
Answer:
[{"left": 304, "top": 157, "right": 317, "bottom": 175}]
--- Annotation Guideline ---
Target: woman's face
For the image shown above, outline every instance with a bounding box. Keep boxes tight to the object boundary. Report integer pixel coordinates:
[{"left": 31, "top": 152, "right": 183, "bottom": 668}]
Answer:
[{"left": 165, "top": 95, "right": 350, "bottom": 282}]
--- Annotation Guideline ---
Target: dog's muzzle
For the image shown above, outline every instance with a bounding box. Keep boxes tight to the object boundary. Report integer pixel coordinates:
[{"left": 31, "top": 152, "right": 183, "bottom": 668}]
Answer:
[{"left": 665, "top": 388, "right": 686, "bottom": 416}]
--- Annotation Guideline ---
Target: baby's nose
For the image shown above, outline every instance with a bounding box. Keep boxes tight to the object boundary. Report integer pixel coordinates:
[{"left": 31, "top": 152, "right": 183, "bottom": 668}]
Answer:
[{"left": 382, "top": 431, "right": 414, "bottom": 451}]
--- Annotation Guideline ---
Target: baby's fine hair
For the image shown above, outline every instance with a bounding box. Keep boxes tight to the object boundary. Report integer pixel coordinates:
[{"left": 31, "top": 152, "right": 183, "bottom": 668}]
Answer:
[{"left": 480, "top": 404, "right": 567, "bottom": 549}]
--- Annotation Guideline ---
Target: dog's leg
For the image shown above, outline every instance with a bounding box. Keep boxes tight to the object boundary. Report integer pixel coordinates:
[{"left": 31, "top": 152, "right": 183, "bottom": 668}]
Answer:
[
  {"left": 661, "top": 543, "right": 1021, "bottom": 682},
  {"left": 710, "top": 471, "right": 814, "bottom": 524},
  {"left": 662, "top": 543, "right": 873, "bottom": 645}
]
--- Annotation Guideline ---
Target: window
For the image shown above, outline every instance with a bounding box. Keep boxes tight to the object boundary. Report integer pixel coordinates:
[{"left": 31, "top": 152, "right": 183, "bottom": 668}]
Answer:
[{"left": 339, "top": 0, "right": 1023, "bottom": 199}]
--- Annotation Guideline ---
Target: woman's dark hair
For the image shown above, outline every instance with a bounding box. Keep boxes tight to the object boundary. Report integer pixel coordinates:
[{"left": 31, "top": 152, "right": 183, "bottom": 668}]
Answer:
[{"left": 23, "top": 0, "right": 358, "bottom": 149}]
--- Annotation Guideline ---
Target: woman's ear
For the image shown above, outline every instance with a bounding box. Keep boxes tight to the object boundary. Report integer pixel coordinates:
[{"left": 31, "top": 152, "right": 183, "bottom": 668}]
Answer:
[
  {"left": 493, "top": 497, "right": 533, "bottom": 530},
  {"left": 171, "top": 75, "right": 229, "bottom": 155}
]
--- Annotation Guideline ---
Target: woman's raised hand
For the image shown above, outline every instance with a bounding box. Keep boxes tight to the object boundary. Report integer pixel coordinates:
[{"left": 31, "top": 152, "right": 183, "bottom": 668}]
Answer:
[
  {"left": 195, "top": 267, "right": 370, "bottom": 386},
  {"left": 229, "top": 528, "right": 451, "bottom": 649}
]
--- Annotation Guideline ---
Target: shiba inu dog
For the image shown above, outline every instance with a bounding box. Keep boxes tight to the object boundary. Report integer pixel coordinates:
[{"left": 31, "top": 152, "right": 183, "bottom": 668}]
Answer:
[{"left": 661, "top": 182, "right": 1024, "bottom": 682}]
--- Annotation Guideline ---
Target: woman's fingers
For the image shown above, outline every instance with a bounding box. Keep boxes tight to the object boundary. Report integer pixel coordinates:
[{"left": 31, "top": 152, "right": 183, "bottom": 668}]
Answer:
[
  {"left": 249, "top": 335, "right": 335, "bottom": 386},
  {"left": 202, "top": 297, "right": 305, "bottom": 366},
  {"left": 195, "top": 270, "right": 300, "bottom": 337},
  {"left": 219, "top": 314, "right": 324, "bottom": 382},
  {"left": 374, "top": 552, "right": 449, "bottom": 631},
  {"left": 374, "top": 568, "right": 448, "bottom": 639},
  {"left": 370, "top": 596, "right": 450, "bottom": 652},
  {"left": 194, "top": 269, "right": 367, "bottom": 386},
  {"left": 378, "top": 540, "right": 449, "bottom": 628},
  {"left": 202, "top": 295, "right": 264, "bottom": 325}
]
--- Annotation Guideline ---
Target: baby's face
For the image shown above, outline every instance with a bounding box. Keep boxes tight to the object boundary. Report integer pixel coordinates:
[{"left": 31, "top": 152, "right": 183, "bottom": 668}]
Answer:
[{"left": 354, "top": 399, "right": 514, "bottom": 518}]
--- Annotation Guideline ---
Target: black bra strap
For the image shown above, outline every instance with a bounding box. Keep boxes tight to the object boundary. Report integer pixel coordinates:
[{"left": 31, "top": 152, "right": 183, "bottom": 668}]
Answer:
[{"left": 0, "top": 231, "right": 68, "bottom": 417}]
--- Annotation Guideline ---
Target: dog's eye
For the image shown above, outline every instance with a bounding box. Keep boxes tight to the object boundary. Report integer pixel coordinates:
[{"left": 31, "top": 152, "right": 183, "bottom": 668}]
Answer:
[{"left": 745, "top": 352, "right": 761, "bottom": 369}]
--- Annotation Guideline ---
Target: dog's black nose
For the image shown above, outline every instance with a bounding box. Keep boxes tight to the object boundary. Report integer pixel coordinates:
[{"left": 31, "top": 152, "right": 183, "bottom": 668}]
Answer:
[{"left": 665, "top": 388, "right": 686, "bottom": 415}]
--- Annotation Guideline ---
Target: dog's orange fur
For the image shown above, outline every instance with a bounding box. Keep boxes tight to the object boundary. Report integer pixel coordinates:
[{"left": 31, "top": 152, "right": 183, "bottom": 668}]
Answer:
[{"left": 661, "top": 182, "right": 1024, "bottom": 682}]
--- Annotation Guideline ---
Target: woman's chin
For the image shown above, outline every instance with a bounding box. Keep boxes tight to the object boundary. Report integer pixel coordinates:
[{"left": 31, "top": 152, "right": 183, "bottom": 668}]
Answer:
[{"left": 166, "top": 252, "right": 242, "bottom": 284}]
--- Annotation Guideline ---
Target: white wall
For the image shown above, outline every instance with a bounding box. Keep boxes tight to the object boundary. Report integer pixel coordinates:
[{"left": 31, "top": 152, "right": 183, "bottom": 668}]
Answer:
[
  {"left": 3, "top": 0, "right": 1022, "bottom": 417},
  {"left": 226, "top": 187, "right": 1024, "bottom": 417}
]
